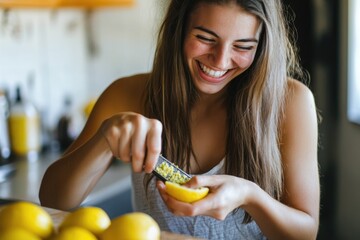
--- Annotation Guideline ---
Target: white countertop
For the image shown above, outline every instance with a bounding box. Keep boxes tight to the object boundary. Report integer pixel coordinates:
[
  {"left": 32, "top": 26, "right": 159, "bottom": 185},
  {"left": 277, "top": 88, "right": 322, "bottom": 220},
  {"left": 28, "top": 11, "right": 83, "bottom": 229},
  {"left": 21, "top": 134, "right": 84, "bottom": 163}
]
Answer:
[{"left": 0, "top": 153, "right": 132, "bottom": 206}]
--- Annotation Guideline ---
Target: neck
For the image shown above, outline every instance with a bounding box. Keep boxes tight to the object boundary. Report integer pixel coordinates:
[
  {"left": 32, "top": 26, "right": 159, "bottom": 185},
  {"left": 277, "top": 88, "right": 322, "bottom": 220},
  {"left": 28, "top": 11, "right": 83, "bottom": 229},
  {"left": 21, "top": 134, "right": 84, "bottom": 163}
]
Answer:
[
  {"left": 191, "top": 89, "right": 228, "bottom": 127},
  {"left": 194, "top": 87, "right": 228, "bottom": 113}
]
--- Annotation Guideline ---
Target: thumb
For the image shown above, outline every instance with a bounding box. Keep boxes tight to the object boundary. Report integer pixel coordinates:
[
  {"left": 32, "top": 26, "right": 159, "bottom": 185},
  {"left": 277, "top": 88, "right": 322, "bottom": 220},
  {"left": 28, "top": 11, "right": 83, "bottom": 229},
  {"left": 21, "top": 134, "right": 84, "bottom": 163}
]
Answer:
[{"left": 184, "top": 175, "right": 215, "bottom": 189}]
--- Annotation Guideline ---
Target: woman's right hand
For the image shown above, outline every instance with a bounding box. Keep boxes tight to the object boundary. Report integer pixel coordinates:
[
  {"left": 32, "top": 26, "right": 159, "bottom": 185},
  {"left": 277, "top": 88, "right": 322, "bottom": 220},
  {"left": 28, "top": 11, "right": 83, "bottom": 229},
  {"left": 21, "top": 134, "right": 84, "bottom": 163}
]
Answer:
[
  {"left": 100, "top": 112, "right": 163, "bottom": 173},
  {"left": 40, "top": 76, "right": 156, "bottom": 210}
]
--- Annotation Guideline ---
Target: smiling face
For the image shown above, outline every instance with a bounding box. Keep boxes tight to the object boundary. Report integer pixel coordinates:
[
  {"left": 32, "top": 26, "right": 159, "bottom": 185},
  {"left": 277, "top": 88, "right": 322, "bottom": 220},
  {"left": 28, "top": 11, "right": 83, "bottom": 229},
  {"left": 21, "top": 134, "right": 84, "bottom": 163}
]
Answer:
[{"left": 184, "top": 2, "right": 262, "bottom": 95}]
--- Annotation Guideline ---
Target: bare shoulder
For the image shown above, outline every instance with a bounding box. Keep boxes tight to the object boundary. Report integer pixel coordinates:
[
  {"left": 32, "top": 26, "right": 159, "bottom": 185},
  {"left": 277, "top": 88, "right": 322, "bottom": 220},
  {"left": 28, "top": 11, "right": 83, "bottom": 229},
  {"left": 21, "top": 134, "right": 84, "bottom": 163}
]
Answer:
[
  {"left": 64, "top": 73, "right": 150, "bottom": 152},
  {"left": 285, "top": 79, "right": 315, "bottom": 109},
  {"left": 110, "top": 73, "right": 149, "bottom": 93},
  {"left": 83, "top": 73, "right": 149, "bottom": 136},
  {"left": 281, "top": 78, "right": 318, "bottom": 164},
  {"left": 97, "top": 73, "right": 150, "bottom": 115},
  {"left": 280, "top": 78, "right": 319, "bottom": 162},
  {"left": 283, "top": 79, "right": 317, "bottom": 126}
]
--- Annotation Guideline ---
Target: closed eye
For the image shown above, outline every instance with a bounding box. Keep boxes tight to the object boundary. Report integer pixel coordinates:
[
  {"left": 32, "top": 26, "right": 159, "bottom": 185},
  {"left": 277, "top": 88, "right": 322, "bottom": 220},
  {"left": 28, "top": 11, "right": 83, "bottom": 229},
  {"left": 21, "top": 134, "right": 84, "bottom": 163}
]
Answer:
[
  {"left": 195, "top": 34, "right": 215, "bottom": 43},
  {"left": 234, "top": 45, "right": 254, "bottom": 51}
]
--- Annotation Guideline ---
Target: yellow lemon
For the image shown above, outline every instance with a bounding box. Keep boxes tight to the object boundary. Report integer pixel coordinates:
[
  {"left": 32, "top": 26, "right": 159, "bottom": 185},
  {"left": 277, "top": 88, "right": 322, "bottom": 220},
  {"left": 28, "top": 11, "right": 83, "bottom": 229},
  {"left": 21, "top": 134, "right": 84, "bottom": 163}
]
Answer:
[
  {"left": 0, "top": 228, "right": 41, "bottom": 240},
  {"left": 52, "top": 227, "right": 97, "bottom": 240},
  {"left": 0, "top": 201, "right": 53, "bottom": 239},
  {"left": 165, "top": 181, "right": 209, "bottom": 203},
  {"left": 100, "top": 212, "right": 160, "bottom": 240},
  {"left": 59, "top": 206, "right": 110, "bottom": 236}
]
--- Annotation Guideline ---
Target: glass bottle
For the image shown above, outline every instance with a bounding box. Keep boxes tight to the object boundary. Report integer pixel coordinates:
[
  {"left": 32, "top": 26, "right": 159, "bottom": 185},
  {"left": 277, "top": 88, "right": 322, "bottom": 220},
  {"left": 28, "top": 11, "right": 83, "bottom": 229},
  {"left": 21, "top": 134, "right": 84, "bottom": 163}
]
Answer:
[
  {"left": 9, "top": 86, "right": 41, "bottom": 160},
  {"left": 0, "top": 89, "right": 11, "bottom": 161}
]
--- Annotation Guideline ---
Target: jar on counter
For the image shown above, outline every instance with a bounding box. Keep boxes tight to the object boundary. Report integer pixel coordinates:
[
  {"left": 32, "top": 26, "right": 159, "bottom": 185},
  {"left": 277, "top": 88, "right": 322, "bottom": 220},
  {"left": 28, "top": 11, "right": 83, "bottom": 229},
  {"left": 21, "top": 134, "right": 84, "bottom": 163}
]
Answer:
[
  {"left": 0, "top": 89, "right": 11, "bottom": 161},
  {"left": 9, "top": 86, "right": 41, "bottom": 159}
]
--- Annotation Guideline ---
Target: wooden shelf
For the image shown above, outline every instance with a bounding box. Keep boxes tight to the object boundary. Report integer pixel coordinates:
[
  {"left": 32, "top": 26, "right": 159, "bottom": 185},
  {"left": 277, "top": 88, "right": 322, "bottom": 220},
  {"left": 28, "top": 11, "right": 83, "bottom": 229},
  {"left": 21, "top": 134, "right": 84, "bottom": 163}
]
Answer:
[{"left": 0, "top": 0, "right": 134, "bottom": 8}]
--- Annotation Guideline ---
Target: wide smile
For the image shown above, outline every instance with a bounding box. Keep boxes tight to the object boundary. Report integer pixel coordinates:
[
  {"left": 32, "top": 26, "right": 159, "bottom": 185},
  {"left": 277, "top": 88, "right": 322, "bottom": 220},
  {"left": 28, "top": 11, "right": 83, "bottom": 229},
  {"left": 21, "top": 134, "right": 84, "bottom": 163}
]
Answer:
[
  {"left": 198, "top": 62, "right": 228, "bottom": 78},
  {"left": 196, "top": 61, "right": 234, "bottom": 83}
]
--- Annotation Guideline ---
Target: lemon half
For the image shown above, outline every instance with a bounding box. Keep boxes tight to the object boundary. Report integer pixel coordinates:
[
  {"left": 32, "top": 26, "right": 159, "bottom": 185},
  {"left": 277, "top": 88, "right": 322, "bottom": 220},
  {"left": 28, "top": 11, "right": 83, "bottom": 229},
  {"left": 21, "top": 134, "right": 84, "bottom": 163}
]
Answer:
[
  {"left": 165, "top": 181, "right": 209, "bottom": 203},
  {"left": 100, "top": 212, "right": 160, "bottom": 240},
  {"left": 0, "top": 201, "right": 53, "bottom": 239}
]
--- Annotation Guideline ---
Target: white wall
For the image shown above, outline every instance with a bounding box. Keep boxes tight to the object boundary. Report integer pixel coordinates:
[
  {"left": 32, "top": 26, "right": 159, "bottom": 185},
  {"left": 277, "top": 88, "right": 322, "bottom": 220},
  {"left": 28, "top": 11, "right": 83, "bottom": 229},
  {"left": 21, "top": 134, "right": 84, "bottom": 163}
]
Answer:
[
  {"left": 0, "top": 9, "right": 89, "bottom": 131},
  {"left": 0, "top": 0, "right": 162, "bottom": 133},
  {"left": 87, "top": 1, "right": 162, "bottom": 97}
]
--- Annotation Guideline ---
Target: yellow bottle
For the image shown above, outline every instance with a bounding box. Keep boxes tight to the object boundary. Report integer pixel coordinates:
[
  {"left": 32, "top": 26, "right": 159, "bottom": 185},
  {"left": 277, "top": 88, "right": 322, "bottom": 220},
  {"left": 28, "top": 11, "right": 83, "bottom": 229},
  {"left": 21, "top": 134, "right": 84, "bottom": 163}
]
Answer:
[{"left": 9, "top": 86, "right": 41, "bottom": 158}]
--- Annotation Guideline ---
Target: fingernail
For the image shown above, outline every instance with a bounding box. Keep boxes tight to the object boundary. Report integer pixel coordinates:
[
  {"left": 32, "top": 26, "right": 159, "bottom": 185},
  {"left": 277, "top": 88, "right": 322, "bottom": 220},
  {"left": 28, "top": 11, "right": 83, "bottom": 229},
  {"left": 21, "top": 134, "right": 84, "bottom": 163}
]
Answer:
[{"left": 157, "top": 180, "right": 164, "bottom": 188}]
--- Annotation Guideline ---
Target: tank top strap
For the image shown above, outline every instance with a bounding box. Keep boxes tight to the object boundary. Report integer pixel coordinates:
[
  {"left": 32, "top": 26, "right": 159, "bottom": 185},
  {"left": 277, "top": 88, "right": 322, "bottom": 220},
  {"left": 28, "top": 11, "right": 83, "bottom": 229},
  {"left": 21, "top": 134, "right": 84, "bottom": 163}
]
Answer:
[{"left": 202, "top": 158, "right": 225, "bottom": 175}]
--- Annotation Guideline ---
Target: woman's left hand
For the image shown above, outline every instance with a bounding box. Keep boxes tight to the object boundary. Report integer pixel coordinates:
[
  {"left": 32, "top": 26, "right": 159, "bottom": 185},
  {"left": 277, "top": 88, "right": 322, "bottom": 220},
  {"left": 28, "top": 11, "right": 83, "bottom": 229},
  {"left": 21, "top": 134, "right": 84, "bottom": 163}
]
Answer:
[{"left": 157, "top": 175, "right": 254, "bottom": 220}]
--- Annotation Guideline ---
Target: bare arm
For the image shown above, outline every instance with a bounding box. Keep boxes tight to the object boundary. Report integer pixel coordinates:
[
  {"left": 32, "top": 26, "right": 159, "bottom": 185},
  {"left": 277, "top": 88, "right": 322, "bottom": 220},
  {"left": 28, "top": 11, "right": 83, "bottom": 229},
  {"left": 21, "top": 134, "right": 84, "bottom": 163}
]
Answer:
[
  {"left": 157, "top": 79, "right": 320, "bottom": 239},
  {"left": 39, "top": 74, "right": 162, "bottom": 210},
  {"left": 244, "top": 80, "right": 320, "bottom": 239},
  {"left": 39, "top": 129, "right": 113, "bottom": 210}
]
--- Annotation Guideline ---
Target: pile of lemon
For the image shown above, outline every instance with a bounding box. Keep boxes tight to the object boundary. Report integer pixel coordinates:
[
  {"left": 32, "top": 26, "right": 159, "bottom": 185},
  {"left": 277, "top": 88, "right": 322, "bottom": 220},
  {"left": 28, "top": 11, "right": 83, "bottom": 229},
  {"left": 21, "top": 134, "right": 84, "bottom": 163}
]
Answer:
[{"left": 0, "top": 202, "right": 160, "bottom": 240}]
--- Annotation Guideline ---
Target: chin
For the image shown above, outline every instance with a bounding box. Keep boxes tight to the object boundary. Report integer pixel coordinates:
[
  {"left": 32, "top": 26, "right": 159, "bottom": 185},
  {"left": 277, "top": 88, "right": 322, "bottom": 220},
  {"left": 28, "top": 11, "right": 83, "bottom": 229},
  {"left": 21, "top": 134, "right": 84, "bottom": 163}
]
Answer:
[{"left": 193, "top": 80, "right": 228, "bottom": 95}]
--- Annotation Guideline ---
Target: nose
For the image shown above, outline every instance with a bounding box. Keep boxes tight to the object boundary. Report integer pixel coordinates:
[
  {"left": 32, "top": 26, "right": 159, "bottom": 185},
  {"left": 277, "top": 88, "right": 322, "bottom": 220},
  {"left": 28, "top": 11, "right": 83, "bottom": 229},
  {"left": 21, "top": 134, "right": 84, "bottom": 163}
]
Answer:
[{"left": 211, "top": 44, "right": 231, "bottom": 70}]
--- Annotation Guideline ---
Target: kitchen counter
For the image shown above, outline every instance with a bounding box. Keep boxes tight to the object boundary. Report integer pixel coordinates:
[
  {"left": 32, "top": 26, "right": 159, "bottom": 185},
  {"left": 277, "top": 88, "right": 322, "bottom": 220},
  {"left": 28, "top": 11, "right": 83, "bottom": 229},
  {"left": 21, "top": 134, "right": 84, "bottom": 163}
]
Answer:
[
  {"left": 0, "top": 153, "right": 132, "bottom": 206},
  {"left": 0, "top": 155, "right": 203, "bottom": 239},
  {"left": 0, "top": 204, "right": 202, "bottom": 240}
]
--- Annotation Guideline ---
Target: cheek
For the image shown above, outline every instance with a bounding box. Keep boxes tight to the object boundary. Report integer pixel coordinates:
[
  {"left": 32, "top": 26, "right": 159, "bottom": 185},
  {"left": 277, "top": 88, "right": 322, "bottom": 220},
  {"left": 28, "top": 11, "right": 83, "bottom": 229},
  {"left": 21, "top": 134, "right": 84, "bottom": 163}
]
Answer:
[
  {"left": 183, "top": 39, "right": 195, "bottom": 59},
  {"left": 184, "top": 39, "right": 207, "bottom": 59},
  {"left": 235, "top": 52, "right": 257, "bottom": 69}
]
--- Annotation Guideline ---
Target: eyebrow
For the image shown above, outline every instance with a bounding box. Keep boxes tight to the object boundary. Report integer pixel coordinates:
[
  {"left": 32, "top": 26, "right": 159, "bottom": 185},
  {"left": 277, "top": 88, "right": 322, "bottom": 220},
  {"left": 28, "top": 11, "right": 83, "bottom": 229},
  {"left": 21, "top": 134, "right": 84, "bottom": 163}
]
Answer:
[{"left": 194, "top": 26, "right": 259, "bottom": 43}]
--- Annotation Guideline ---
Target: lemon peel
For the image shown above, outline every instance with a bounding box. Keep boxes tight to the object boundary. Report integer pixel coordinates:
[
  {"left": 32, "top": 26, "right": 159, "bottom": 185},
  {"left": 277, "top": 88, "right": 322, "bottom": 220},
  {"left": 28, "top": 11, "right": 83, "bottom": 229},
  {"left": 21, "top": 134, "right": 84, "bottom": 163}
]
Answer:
[
  {"left": 0, "top": 228, "right": 41, "bottom": 240},
  {"left": 0, "top": 201, "right": 53, "bottom": 239},
  {"left": 59, "top": 206, "right": 110, "bottom": 236},
  {"left": 100, "top": 212, "right": 160, "bottom": 240},
  {"left": 52, "top": 226, "right": 97, "bottom": 240}
]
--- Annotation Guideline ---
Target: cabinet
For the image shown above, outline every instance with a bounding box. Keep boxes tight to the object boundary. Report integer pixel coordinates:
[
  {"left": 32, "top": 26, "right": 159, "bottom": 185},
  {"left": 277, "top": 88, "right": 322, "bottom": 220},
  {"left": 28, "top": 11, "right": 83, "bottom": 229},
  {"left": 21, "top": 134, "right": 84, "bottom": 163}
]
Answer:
[{"left": 0, "top": 0, "right": 134, "bottom": 8}]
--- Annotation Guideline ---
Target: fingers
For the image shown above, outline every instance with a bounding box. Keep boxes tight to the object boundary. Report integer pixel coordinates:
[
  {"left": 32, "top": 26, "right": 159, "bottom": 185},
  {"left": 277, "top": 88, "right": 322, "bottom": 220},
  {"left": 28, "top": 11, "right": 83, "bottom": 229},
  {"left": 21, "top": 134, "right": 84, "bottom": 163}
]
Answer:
[
  {"left": 157, "top": 175, "right": 236, "bottom": 220},
  {"left": 143, "top": 119, "right": 162, "bottom": 173},
  {"left": 131, "top": 117, "right": 162, "bottom": 173},
  {"left": 156, "top": 181, "right": 194, "bottom": 216},
  {"left": 131, "top": 116, "right": 147, "bottom": 172},
  {"left": 156, "top": 181, "right": 168, "bottom": 201},
  {"left": 158, "top": 181, "right": 228, "bottom": 220},
  {"left": 101, "top": 117, "right": 130, "bottom": 162},
  {"left": 184, "top": 175, "right": 215, "bottom": 189},
  {"left": 117, "top": 121, "right": 132, "bottom": 163},
  {"left": 101, "top": 112, "right": 162, "bottom": 173}
]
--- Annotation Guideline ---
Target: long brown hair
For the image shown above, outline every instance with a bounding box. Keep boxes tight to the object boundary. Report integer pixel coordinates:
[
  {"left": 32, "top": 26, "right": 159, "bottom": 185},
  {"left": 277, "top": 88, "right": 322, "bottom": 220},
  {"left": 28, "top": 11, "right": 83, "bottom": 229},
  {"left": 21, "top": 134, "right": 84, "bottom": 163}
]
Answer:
[{"left": 144, "top": 0, "right": 305, "bottom": 223}]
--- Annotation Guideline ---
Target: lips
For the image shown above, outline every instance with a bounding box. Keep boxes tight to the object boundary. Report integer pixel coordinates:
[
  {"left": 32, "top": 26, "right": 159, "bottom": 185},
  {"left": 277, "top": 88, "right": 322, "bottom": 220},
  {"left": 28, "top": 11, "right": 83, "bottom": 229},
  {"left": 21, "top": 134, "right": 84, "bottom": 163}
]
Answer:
[{"left": 193, "top": 60, "right": 236, "bottom": 93}]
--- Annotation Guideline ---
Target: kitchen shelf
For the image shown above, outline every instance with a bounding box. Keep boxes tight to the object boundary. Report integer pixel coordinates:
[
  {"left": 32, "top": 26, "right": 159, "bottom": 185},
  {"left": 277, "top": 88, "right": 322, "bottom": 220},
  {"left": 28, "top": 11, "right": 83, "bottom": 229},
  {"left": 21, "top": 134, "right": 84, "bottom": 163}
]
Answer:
[{"left": 0, "top": 0, "right": 134, "bottom": 8}]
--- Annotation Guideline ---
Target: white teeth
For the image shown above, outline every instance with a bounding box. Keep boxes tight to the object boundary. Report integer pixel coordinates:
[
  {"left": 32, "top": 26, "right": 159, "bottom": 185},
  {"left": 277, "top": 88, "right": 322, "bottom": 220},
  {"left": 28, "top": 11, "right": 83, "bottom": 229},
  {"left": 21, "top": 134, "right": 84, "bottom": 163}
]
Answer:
[{"left": 199, "top": 63, "right": 227, "bottom": 78}]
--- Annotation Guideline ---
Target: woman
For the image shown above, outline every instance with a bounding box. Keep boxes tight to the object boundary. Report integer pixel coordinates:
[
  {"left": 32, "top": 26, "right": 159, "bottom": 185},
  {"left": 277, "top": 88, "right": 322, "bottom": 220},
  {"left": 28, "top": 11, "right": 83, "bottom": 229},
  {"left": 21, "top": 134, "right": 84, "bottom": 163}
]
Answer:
[{"left": 40, "top": 0, "right": 320, "bottom": 239}]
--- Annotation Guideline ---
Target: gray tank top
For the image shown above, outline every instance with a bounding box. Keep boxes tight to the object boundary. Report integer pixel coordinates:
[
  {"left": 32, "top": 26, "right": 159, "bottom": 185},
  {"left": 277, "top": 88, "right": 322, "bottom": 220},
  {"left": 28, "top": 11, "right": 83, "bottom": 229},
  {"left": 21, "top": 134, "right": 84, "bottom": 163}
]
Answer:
[{"left": 131, "top": 160, "right": 266, "bottom": 240}]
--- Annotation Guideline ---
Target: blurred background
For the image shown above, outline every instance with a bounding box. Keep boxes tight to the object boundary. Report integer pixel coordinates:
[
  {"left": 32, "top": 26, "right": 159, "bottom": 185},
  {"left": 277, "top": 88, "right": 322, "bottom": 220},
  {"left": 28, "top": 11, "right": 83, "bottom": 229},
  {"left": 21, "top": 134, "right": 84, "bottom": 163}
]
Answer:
[{"left": 0, "top": 0, "right": 359, "bottom": 239}]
